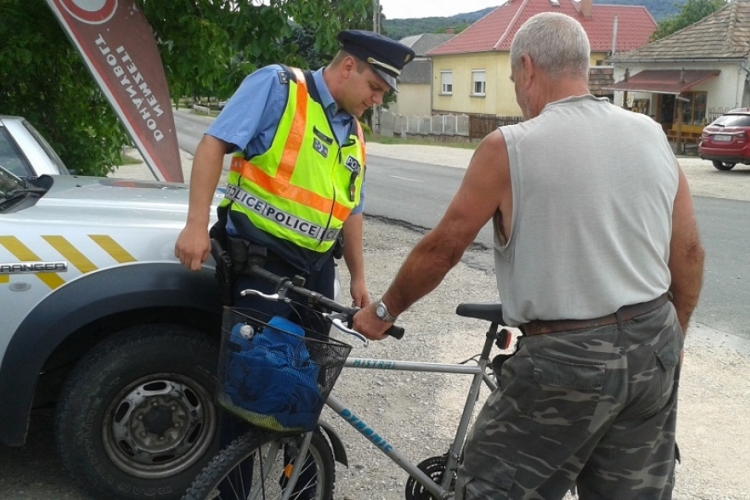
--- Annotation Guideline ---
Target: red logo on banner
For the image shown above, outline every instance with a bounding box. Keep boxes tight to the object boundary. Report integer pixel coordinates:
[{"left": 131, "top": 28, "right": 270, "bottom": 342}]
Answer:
[{"left": 59, "top": 0, "right": 118, "bottom": 25}]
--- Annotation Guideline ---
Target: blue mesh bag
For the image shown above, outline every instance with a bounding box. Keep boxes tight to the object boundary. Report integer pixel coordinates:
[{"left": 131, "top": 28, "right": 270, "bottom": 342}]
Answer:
[{"left": 218, "top": 308, "right": 351, "bottom": 432}]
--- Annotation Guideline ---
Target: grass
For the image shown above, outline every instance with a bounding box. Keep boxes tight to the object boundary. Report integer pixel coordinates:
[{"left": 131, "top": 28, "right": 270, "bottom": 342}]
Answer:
[{"left": 117, "top": 152, "right": 143, "bottom": 166}]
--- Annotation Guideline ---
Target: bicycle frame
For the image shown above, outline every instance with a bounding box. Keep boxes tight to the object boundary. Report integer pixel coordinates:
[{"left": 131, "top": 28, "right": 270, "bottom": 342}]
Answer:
[{"left": 325, "top": 324, "right": 501, "bottom": 500}]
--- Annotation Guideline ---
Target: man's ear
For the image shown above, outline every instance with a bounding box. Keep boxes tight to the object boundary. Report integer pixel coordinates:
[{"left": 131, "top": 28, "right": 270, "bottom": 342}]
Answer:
[
  {"left": 341, "top": 55, "right": 356, "bottom": 78},
  {"left": 521, "top": 54, "right": 534, "bottom": 89}
]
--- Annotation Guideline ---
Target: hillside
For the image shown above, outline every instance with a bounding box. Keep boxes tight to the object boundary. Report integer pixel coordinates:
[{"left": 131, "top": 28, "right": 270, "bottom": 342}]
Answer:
[{"left": 384, "top": 0, "right": 684, "bottom": 40}]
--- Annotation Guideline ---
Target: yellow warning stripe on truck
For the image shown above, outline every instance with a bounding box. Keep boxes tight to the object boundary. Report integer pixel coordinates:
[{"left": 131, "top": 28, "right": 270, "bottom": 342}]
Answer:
[{"left": 0, "top": 235, "right": 137, "bottom": 289}]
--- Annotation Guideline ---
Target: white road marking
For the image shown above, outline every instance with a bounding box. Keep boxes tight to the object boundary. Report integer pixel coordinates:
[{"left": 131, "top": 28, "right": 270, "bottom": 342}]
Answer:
[{"left": 389, "top": 175, "right": 423, "bottom": 183}]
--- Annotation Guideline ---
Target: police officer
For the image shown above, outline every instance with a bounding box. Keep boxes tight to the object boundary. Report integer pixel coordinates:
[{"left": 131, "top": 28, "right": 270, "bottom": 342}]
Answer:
[
  {"left": 175, "top": 30, "right": 414, "bottom": 498},
  {"left": 176, "top": 30, "right": 414, "bottom": 308}
]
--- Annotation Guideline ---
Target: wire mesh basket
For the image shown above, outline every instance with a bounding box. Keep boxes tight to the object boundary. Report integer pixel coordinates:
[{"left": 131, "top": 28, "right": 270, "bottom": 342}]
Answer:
[{"left": 217, "top": 306, "right": 352, "bottom": 432}]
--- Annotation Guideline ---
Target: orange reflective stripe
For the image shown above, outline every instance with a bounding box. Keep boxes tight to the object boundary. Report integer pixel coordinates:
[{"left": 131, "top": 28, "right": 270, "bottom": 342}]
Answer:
[
  {"left": 276, "top": 68, "right": 308, "bottom": 183},
  {"left": 235, "top": 158, "right": 351, "bottom": 221}
]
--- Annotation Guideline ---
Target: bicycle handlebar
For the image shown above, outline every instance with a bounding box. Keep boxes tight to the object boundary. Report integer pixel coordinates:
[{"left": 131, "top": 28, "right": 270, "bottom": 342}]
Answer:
[{"left": 247, "top": 265, "right": 405, "bottom": 340}]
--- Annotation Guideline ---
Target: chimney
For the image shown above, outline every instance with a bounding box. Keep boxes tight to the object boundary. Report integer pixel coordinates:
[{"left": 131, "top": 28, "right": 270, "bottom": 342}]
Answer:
[
  {"left": 581, "top": 0, "right": 592, "bottom": 18},
  {"left": 445, "top": 27, "right": 455, "bottom": 35},
  {"left": 611, "top": 15, "right": 618, "bottom": 55}
]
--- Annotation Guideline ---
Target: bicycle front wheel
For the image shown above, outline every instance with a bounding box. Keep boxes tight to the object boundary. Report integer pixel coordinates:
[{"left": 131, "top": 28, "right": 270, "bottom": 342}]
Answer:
[{"left": 182, "top": 430, "right": 335, "bottom": 500}]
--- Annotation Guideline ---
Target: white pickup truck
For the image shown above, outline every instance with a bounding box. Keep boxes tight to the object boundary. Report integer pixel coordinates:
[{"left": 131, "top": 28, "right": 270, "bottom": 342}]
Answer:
[{"left": 0, "top": 115, "right": 226, "bottom": 499}]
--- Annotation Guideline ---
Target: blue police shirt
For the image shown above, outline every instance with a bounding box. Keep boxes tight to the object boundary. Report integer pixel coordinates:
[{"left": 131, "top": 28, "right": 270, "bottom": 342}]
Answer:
[{"left": 207, "top": 65, "right": 366, "bottom": 223}]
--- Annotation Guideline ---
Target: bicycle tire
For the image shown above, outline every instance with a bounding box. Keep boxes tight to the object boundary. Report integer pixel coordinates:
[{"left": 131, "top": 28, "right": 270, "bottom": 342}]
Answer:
[{"left": 182, "top": 429, "right": 335, "bottom": 500}]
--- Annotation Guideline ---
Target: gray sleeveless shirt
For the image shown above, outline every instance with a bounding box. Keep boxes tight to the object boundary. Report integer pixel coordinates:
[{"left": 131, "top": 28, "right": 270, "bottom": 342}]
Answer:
[{"left": 495, "top": 95, "right": 678, "bottom": 326}]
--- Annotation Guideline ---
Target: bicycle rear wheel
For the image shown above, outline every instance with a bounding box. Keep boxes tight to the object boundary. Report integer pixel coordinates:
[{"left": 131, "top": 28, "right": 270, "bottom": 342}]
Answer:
[{"left": 182, "top": 430, "right": 335, "bottom": 500}]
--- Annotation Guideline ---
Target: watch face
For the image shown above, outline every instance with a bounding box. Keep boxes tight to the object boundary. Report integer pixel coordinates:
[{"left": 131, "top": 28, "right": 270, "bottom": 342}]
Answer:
[{"left": 376, "top": 303, "right": 386, "bottom": 319}]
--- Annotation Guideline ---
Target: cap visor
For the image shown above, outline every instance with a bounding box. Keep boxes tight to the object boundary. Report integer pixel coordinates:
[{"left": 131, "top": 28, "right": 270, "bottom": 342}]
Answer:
[{"left": 373, "top": 68, "right": 398, "bottom": 92}]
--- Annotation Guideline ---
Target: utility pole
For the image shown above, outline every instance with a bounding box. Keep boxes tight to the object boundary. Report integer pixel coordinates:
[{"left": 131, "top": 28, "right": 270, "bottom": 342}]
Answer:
[
  {"left": 373, "top": 0, "right": 380, "bottom": 33},
  {"left": 373, "top": 0, "right": 381, "bottom": 134}
]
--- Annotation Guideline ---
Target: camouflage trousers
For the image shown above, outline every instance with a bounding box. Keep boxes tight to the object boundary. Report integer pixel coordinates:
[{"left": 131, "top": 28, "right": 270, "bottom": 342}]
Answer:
[{"left": 455, "top": 301, "right": 683, "bottom": 500}]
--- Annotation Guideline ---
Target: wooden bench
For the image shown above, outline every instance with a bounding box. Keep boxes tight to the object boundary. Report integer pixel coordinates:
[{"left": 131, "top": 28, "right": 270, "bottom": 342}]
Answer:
[{"left": 666, "top": 130, "right": 701, "bottom": 154}]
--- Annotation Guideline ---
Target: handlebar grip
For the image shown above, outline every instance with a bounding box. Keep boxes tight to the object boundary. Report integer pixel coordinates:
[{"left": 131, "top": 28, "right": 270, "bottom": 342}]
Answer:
[{"left": 385, "top": 325, "right": 405, "bottom": 339}]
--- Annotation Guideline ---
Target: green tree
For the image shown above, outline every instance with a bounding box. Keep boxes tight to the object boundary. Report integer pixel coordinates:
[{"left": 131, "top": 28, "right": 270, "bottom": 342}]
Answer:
[
  {"left": 0, "top": 0, "right": 370, "bottom": 176},
  {"left": 650, "top": 0, "right": 726, "bottom": 41}
]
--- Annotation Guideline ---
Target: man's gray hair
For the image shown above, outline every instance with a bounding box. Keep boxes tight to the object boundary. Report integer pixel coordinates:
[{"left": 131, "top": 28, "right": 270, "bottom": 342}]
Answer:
[{"left": 510, "top": 12, "right": 590, "bottom": 79}]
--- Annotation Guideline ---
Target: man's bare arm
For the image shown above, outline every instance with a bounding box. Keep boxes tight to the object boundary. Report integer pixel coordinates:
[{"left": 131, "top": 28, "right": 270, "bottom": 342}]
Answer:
[
  {"left": 353, "top": 130, "right": 510, "bottom": 339},
  {"left": 668, "top": 165, "right": 705, "bottom": 335}
]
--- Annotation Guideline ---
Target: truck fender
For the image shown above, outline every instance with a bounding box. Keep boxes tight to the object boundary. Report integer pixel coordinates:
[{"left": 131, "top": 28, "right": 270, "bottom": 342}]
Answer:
[{"left": 0, "top": 262, "right": 222, "bottom": 446}]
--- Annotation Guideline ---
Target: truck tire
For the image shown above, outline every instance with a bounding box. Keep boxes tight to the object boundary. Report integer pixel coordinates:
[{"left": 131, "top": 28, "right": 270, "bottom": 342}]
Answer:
[{"left": 55, "top": 324, "right": 220, "bottom": 499}]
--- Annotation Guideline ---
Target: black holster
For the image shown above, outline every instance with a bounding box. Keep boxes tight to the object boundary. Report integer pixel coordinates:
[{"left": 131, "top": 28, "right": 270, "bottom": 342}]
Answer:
[
  {"left": 227, "top": 237, "right": 268, "bottom": 275},
  {"left": 332, "top": 233, "right": 344, "bottom": 260},
  {"left": 209, "top": 220, "right": 234, "bottom": 306}
]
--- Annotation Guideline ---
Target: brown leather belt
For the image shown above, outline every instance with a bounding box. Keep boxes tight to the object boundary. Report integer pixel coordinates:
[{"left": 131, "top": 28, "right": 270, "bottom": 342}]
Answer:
[{"left": 520, "top": 293, "right": 670, "bottom": 336}]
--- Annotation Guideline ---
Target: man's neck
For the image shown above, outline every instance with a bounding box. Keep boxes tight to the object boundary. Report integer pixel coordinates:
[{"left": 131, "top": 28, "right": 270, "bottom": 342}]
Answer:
[
  {"left": 531, "top": 76, "right": 590, "bottom": 117},
  {"left": 321, "top": 66, "right": 345, "bottom": 113}
]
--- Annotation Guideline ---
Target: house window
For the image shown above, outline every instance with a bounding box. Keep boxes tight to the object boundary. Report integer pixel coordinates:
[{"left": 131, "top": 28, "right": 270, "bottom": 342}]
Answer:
[
  {"left": 441, "top": 71, "right": 453, "bottom": 94},
  {"left": 679, "top": 91, "right": 708, "bottom": 125},
  {"left": 471, "top": 70, "right": 486, "bottom": 96}
]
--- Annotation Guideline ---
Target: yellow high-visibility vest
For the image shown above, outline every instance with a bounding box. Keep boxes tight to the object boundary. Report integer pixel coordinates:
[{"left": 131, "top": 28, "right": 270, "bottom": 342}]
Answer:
[{"left": 220, "top": 67, "right": 365, "bottom": 254}]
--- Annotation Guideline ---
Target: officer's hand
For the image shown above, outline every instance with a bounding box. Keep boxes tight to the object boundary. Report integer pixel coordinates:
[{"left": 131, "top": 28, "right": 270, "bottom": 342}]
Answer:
[
  {"left": 174, "top": 223, "right": 210, "bottom": 271},
  {"left": 350, "top": 278, "right": 371, "bottom": 308},
  {"left": 352, "top": 303, "right": 391, "bottom": 341}
]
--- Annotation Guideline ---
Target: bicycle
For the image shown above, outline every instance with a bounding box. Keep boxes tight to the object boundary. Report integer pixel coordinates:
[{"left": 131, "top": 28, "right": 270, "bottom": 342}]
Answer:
[{"left": 183, "top": 265, "right": 514, "bottom": 500}]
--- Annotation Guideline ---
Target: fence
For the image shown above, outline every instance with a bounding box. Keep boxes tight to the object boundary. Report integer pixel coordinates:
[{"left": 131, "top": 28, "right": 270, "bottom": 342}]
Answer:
[
  {"left": 706, "top": 107, "right": 733, "bottom": 123},
  {"left": 469, "top": 115, "right": 523, "bottom": 139},
  {"left": 377, "top": 111, "right": 524, "bottom": 141}
]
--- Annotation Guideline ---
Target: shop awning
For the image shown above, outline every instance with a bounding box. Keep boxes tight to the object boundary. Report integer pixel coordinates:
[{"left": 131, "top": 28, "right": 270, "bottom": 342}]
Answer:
[{"left": 603, "top": 69, "right": 720, "bottom": 95}]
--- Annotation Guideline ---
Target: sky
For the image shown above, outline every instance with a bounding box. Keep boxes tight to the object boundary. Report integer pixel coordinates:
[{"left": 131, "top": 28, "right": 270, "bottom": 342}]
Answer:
[{"left": 379, "top": 0, "right": 506, "bottom": 20}]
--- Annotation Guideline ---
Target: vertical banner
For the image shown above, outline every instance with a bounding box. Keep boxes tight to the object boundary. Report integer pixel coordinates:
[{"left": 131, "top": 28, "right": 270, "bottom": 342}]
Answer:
[{"left": 46, "top": 0, "right": 184, "bottom": 183}]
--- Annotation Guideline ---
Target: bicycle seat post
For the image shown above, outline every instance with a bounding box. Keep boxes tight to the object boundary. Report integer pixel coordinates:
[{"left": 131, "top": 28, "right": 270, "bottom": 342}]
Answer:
[{"left": 480, "top": 323, "right": 500, "bottom": 362}]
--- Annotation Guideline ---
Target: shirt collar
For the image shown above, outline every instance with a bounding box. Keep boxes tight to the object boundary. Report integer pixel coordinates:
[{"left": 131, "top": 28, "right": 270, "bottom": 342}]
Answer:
[{"left": 313, "top": 67, "right": 346, "bottom": 119}]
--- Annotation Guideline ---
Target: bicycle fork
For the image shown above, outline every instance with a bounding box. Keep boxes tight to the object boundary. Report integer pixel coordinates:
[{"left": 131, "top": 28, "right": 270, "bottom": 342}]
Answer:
[{"left": 247, "top": 433, "right": 314, "bottom": 500}]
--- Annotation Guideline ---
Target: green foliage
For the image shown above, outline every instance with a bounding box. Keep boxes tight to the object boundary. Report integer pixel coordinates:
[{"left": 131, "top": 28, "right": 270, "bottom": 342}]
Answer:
[
  {"left": 650, "top": 0, "right": 726, "bottom": 41},
  {"left": 0, "top": 0, "right": 129, "bottom": 176},
  {"left": 384, "top": 9, "right": 490, "bottom": 40},
  {"left": 0, "top": 0, "right": 371, "bottom": 177}
]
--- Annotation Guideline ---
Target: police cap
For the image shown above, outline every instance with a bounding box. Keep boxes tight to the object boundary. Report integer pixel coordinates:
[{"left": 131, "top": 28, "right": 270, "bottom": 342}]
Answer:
[{"left": 337, "top": 30, "right": 415, "bottom": 91}]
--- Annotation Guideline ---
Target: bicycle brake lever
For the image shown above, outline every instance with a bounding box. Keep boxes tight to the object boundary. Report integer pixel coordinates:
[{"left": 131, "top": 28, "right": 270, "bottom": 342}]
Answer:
[
  {"left": 239, "top": 289, "right": 286, "bottom": 301},
  {"left": 330, "top": 318, "right": 369, "bottom": 346}
]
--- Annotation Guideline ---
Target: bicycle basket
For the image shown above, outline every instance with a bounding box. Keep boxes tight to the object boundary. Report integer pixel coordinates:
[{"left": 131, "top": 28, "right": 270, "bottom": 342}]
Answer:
[{"left": 217, "top": 306, "right": 352, "bottom": 432}]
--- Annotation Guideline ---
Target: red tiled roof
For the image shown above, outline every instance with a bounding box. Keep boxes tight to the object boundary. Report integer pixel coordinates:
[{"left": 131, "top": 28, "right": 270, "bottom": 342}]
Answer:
[{"left": 427, "top": 0, "right": 656, "bottom": 56}]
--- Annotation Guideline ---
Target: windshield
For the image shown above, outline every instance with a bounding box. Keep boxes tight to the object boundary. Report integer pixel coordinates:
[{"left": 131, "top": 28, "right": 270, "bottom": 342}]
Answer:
[
  {"left": 23, "top": 120, "right": 70, "bottom": 174},
  {"left": 712, "top": 114, "right": 750, "bottom": 127}
]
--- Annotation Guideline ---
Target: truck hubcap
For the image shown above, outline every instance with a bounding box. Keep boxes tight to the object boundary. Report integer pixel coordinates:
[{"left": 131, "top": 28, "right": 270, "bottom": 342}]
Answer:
[{"left": 103, "top": 373, "right": 216, "bottom": 479}]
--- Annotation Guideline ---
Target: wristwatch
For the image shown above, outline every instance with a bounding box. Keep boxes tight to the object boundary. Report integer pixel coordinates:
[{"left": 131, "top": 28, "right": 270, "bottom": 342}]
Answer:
[{"left": 375, "top": 299, "right": 398, "bottom": 323}]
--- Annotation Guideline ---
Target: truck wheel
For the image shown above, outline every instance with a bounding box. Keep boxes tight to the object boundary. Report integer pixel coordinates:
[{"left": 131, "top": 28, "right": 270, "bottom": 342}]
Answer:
[{"left": 55, "top": 324, "right": 220, "bottom": 499}]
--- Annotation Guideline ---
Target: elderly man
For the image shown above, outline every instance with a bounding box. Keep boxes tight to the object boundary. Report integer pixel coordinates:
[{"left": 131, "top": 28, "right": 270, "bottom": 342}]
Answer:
[{"left": 355, "top": 13, "right": 703, "bottom": 499}]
